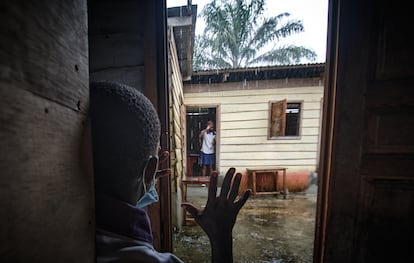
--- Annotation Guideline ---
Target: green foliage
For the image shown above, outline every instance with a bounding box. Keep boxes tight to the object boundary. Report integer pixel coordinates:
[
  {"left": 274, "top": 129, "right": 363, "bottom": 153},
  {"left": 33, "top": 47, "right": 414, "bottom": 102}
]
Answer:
[{"left": 193, "top": 0, "right": 317, "bottom": 70}]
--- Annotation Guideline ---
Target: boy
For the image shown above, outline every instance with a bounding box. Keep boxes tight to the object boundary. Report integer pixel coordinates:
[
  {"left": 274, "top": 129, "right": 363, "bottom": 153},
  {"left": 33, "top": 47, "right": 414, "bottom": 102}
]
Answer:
[{"left": 90, "top": 81, "right": 250, "bottom": 262}]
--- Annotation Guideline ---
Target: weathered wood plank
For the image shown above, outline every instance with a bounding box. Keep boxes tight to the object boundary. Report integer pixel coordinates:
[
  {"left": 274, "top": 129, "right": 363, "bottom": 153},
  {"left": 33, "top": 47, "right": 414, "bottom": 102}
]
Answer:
[
  {"left": 220, "top": 100, "right": 322, "bottom": 113},
  {"left": 220, "top": 127, "right": 320, "bottom": 137},
  {"left": 172, "top": 102, "right": 181, "bottom": 120},
  {"left": 220, "top": 109, "right": 321, "bottom": 121},
  {"left": 222, "top": 143, "right": 319, "bottom": 152},
  {"left": 222, "top": 135, "right": 319, "bottom": 144},
  {"left": 220, "top": 158, "right": 317, "bottom": 167},
  {"left": 88, "top": 1, "right": 145, "bottom": 35},
  {"left": 172, "top": 85, "right": 183, "bottom": 105},
  {"left": 0, "top": 85, "right": 94, "bottom": 261},
  {"left": 89, "top": 34, "right": 144, "bottom": 72},
  {"left": 0, "top": 1, "right": 92, "bottom": 261},
  {"left": 0, "top": 0, "right": 89, "bottom": 113},
  {"left": 173, "top": 133, "right": 182, "bottom": 149},
  {"left": 221, "top": 119, "right": 320, "bottom": 130},
  {"left": 89, "top": 66, "right": 145, "bottom": 91},
  {"left": 221, "top": 151, "right": 318, "bottom": 160},
  {"left": 220, "top": 165, "right": 315, "bottom": 174}
]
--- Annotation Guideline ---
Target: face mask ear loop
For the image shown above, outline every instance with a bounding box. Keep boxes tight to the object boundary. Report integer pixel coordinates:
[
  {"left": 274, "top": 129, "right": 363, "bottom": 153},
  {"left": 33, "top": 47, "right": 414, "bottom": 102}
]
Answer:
[
  {"left": 142, "top": 162, "right": 148, "bottom": 193},
  {"left": 142, "top": 156, "right": 159, "bottom": 193},
  {"left": 136, "top": 156, "right": 160, "bottom": 209}
]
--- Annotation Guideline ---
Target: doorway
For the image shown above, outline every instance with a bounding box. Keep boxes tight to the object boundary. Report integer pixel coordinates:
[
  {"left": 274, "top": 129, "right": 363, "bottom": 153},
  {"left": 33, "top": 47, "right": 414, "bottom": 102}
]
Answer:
[{"left": 185, "top": 106, "right": 217, "bottom": 177}]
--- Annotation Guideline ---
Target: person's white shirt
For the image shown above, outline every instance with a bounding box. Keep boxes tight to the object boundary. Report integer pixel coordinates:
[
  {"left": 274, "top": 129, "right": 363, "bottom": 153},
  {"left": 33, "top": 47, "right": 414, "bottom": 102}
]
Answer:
[{"left": 201, "top": 131, "right": 215, "bottom": 154}]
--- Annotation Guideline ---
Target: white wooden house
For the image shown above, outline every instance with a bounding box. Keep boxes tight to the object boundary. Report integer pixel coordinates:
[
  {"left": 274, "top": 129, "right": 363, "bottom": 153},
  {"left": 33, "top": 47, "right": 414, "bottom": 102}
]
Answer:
[{"left": 183, "top": 65, "right": 325, "bottom": 192}]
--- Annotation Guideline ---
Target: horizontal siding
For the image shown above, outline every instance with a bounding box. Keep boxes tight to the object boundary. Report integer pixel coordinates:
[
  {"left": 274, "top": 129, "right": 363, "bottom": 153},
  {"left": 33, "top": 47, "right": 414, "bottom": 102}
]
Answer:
[
  {"left": 221, "top": 151, "right": 318, "bottom": 160},
  {"left": 222, "top": 135, "right": 319, "bottom": 144},
  {"left": 222, "top": 143, "right": 319, "bottom": 152},
  {"left": 220, "top": 158, "right": 317, "bottom": 166},
  {"left": 220, "top": 164, "right": 317, "bottom": 173},
  {"left": 169, "top": 34, "right": 185, "bottom": 192},
  {"left": 184, "top": 80, "right": 323, "bottom": 174},
  {"left": 220, "top": 100, "right": 322, "bottom": 113},
  {"left": 220, "top": 108, "right": 320, "bottom": 121},
  {"left": 220, "top": 159, "right": 316, "bottom": 170},
  {"left": 219, "top": 118, "right": 320, "bottom": 130},
  {"left": 220, "top": 127, "right": 320, "bottom": 137}
]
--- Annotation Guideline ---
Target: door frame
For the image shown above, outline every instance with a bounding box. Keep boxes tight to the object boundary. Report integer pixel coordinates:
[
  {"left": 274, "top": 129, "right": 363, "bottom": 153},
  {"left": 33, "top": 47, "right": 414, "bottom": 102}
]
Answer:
[
  {"left": 313, "top": 0, "right": 337, "bottom": 260},
  {"left": 184, "top": 104, "right": 220, "bottom": 176}
]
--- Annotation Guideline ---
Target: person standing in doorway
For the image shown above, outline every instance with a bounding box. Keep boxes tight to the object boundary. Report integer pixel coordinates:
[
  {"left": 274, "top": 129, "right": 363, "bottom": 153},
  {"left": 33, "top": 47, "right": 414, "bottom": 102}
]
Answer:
[{"left": 199, "top": 120, "right": 216, "bottom": 177}]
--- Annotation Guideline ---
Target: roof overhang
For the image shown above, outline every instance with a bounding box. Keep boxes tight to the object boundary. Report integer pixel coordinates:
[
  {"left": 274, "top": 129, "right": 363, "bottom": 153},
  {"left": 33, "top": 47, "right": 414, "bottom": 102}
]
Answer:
[{"left": 167, "top": 4, "right": 197, "bottom": 81}]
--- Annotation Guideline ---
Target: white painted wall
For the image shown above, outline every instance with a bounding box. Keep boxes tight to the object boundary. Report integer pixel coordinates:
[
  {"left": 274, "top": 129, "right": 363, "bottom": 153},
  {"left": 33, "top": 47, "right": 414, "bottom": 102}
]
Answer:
[{"left": 184, "top": 80, "right": 323, "bottom": 175}]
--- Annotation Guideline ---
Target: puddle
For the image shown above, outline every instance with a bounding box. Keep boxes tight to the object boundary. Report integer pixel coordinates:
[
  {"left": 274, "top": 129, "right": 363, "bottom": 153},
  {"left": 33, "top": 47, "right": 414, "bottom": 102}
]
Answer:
[{"left": 173, "top": 185, "right": 317, "bottom": 263}]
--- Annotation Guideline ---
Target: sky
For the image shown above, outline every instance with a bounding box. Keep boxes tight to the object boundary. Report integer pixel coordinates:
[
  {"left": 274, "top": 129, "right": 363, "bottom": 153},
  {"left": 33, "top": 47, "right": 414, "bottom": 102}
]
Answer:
[{"left": 167, "top": 0, "right": 329, "bottom": 63}]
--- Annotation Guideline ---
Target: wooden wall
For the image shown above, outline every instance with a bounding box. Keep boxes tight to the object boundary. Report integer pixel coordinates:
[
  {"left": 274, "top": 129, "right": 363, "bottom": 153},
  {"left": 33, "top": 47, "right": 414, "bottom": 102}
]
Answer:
[
  {"left": 167, "top": 26, "right": 185, "bottom": 227},
  {"left": 0, "top": 1, "right": 94, "bottom": 261},
  {"left": 168, "top": 27, "right": 185, "bottom": 191},
  {"left": 88, "top": 0, "right": 145, "bottom": 91},
  {"left": 184, "top": 79, "right": 323, "bottom": 175}
]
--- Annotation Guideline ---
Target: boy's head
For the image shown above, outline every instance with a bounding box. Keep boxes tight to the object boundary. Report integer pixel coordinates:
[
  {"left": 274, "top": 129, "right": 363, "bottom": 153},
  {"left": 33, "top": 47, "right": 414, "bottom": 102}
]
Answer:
[{"left": 90, "top": 81, "right": 161, "bottom": 204}]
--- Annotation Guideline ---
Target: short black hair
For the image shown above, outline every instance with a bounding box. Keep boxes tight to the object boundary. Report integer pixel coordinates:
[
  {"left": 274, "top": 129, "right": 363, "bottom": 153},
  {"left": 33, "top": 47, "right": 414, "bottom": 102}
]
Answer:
[{"left": 90, "top": 81, "right": 161, "bottom": 196}]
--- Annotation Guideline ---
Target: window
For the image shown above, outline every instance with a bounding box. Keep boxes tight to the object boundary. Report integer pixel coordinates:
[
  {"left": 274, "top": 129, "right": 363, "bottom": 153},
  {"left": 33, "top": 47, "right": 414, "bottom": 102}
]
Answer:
[{"left": 269, "top": 99, "right": 302, "bottom": 138}]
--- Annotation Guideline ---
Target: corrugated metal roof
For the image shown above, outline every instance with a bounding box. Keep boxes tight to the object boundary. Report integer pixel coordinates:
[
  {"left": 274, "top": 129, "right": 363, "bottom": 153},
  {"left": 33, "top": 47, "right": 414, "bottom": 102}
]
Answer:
[{"left": 185, "top": 63, "right": 325, "bottom": 84}]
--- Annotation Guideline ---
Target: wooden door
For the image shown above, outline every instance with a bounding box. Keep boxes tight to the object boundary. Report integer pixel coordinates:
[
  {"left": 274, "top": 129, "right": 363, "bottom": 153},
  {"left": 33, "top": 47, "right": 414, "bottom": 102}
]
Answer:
[{"left": 316, "top": 0, "right": 414, "bottom": 262}]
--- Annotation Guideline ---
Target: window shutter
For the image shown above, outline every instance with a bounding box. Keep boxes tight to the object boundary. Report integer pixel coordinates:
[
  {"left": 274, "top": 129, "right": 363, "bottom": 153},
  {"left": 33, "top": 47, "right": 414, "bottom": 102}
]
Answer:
[{"left": 270, "top": 99, "right": 287, "bottom": 137}]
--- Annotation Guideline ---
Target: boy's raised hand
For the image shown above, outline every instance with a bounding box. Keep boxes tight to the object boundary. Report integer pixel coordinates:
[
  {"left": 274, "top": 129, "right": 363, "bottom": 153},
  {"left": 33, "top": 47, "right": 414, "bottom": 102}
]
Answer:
[{"left": 181, "top": 168, "right": 251, "bottom": 262}]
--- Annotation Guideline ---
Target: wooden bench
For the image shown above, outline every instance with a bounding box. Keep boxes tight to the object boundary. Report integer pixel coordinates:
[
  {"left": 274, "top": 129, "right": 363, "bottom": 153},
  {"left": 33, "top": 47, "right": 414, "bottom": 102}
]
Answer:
[
  {"left": 246, "top": 167, "right": 287, "bottom": 199},
  {"left": 181, "top": 176, "right": 211, "bottom": 225}
]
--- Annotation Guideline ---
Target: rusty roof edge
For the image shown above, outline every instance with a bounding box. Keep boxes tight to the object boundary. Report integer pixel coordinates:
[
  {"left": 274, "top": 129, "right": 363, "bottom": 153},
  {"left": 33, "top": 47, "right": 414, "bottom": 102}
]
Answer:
[
  {"left": 192, "top": 63, "right": 325, "bottom": 75},
  {"left": 184, "top": 63, "right": 325, "bottom": 84}
]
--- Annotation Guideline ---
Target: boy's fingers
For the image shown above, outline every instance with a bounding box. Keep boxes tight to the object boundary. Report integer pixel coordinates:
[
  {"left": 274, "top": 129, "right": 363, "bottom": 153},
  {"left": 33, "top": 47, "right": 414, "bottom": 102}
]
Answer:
[
  {"left": 228, "top": 173, "right": 242, "bottom": 202},
  {"left": 181, "top": 203, "right": 200, "bottom": 218},
  {"left": 158, "top": 151, "right": 169, "bottom": 164},
  {"left": 234, "top": 189, "right": 251, "bottom": 212},
  {"left": 155, "top": 168, "right": 170, "bottom": 179},
  {"left": 219, "top": 168, "right": 235, "bottom": 200},
  {"left": 206, "top": 172, "right": 218, "bottom": 206}
]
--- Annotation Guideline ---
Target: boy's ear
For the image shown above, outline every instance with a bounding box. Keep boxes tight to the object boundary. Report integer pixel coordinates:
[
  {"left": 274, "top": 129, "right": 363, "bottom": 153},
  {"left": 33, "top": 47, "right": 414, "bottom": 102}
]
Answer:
[{"left": 144, "top": 156, "right": 158, "bottom": 185}]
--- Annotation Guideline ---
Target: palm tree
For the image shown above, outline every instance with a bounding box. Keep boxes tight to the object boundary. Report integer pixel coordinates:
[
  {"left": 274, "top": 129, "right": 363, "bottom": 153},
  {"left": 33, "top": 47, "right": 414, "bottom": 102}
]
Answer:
[{"left": 193, "top": 0, "right": 317, "bottom": 70}]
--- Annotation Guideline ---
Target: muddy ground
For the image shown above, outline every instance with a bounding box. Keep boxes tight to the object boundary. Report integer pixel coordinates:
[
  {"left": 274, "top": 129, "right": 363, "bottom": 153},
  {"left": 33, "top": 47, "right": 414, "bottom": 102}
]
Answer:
[{"left": 173, "top": 184, "right": 317, "bottom": 263}]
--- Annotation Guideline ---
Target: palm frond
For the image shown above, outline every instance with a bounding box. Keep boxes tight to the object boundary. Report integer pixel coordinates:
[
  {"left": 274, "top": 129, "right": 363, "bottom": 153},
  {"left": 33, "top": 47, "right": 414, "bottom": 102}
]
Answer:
[
  {"left": 194, "top": 0, "right": 316, "bottom": 69},
  {"left": 248, "top": 45, "right": 317, "bottom": 66}
]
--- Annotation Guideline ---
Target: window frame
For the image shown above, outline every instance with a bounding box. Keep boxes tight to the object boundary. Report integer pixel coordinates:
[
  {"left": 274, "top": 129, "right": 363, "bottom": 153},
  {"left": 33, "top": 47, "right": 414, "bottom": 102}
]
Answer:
[{"left": 268, "top": 99, "right": 303, "bottom": 139}]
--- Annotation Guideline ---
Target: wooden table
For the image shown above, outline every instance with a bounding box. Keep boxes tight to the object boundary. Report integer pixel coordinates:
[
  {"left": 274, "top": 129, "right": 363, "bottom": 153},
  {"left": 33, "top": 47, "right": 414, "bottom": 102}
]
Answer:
[
  {"left": 181, "top": 176, "right": 211, "bottom": 225},
  {"left": 246, "top": 167, "right": 287, "bottom": 199}
]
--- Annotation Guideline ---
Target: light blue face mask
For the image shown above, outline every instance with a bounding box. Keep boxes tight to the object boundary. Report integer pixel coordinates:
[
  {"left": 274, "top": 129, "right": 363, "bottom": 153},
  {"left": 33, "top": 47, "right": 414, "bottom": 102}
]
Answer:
[
  {"left": 136, "top": 184, "right": 158, "bottom": 208},
  {"left": 136, "top": 156, "right": 159, "bottom": 208}
]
